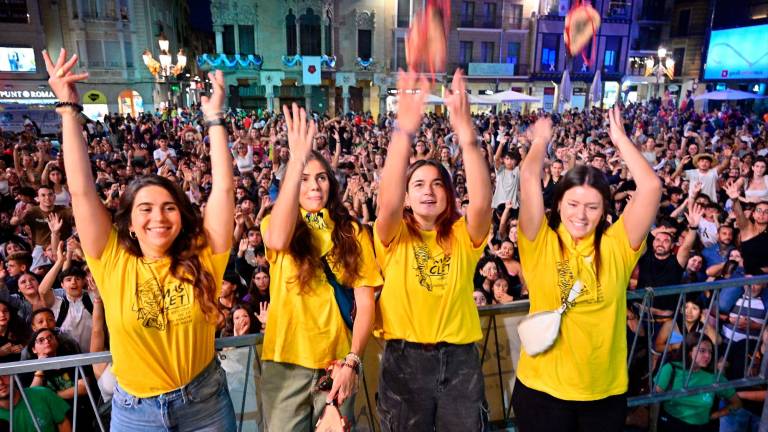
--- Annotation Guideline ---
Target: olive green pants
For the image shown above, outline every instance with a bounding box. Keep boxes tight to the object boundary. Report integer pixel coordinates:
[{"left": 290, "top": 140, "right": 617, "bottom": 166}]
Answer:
[{"left": 261, "top": 361, "right": 355, "bottom": 432}]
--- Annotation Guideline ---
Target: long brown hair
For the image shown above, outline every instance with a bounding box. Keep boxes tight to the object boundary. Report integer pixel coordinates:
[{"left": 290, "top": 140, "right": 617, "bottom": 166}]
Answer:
[
  {"left": 114, "top": 175, "right": 218, "bottom": 320},
  {"left": 403, "top": 160, "right": 461, "bottom": 253},
  {"left": 288, "top": 151, "right": 362, "bottom": 292}
]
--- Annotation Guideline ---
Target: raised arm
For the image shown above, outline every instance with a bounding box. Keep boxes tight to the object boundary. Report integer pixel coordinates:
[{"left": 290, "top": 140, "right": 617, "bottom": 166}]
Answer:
[
  {"left": 518, "top": 117, "right": 553, "bottom": 240},
  {"left": 445, "top": 70, "right": 491, "bottom": 246},
  {"left": 38, "top": 241, "right": 64, "bottom": 308},
  {"left": 724, "top": 180, "right": 751, "bottom": 235},
  {"left": 608, "top": 105, "right": 662, "bottom": 250},
  {"left": 375, "top": 70, "right": 428, "bottom": 246},
  {"left": 200, "top": 71, "right": 235, "bottom": 254},
  {"left": 43, "top": 49, "right": 112, "bottom": 258},
  {"left": 262, "top": 104, "right": 316, "bottom": 251},
  {"left": 677, "top": 204, "right": 703, "bottom": 267}
]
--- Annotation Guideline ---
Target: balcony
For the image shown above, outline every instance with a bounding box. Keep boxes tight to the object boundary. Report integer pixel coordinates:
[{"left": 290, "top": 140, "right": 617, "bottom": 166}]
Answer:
[
  {"left": 458, "top": 14, "right": 502, "bottom": 29},
  {"left": 450, "top": 62, "right": 530, "bottom": 76}
]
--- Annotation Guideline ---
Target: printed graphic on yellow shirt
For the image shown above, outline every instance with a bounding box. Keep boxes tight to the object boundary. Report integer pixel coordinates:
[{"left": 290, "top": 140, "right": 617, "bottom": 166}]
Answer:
[
  {"left": 134, "top": 276, "right": 193, "bottom": 331},
  {"left": 412, "top": 242, "right": 451, "bottom": 293},
  {"left": 556, "top": 259, "right": 603, "bottom": 305}
]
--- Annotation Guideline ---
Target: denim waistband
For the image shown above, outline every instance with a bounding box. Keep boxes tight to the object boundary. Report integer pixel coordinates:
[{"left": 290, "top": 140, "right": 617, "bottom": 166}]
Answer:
[
  {"left": 118, "top": 357, "right": 220, "bottom": 403},
  {"left": 387, "top": 339, "right": 474, "bottom": 352}
]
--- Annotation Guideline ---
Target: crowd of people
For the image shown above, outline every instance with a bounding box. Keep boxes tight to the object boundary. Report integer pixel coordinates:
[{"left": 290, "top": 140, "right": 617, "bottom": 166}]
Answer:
[{"left": 0, "top": 50, "right": 766, "bottom": 429}]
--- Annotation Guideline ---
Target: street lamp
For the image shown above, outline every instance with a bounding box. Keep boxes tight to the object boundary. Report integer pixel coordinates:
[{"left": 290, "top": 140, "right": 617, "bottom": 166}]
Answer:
[
  {"left": 142, "top": 33, "right": 188, "bottom": 108},
  {"left": 644, "top": 47, "right": 675, "bottom": 97}
]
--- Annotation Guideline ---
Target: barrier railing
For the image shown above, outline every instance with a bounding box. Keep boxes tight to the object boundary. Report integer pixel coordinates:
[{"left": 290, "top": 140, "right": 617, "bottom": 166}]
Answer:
[
  {"left": 0, "top": 334, "right": 262, "bottom": 432},
  {"left": 2, "top": 277, "right": 767, "bottom": 431},
  {"left": 475, "top": 275, "right": 768, "bottom": 429}
]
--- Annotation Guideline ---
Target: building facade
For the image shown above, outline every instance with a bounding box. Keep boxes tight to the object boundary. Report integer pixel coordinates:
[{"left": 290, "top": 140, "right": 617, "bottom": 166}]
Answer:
[
  {"left": 0, "top": 0, "right": 198, "bottom": 129},
  {"left": 206, "top": 0, "right": 396, "bottom": 118}
]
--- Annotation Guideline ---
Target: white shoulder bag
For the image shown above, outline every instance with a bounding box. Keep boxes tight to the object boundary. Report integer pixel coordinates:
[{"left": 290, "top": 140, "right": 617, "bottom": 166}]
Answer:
[{"left": 517, "top": 280, "right": 583, "bottom": 356}]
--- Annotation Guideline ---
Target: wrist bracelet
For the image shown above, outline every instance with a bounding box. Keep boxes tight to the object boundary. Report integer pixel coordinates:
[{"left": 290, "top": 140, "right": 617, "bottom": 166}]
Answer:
[
  {"left": 345, "top": 352, "right": 362, "bottom": 366},
  {"left": 203, "top": 111, "right": 226, "bottom": 122},
  {"left": 54, "top": 101, "right": 83, "bottom": 113},
  {"left": 689, "top": 226, "right": 699, "bottom": 230},
  {"left": 204, "top": 117, "right": 226, "bottom": 128}
]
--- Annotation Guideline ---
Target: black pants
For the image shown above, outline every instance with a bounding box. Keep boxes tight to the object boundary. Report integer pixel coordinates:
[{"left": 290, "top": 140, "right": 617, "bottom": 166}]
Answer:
[
  {"left": 658, "top": 408, "right": 715, "bottom": 432},
  {"left": 511, "top": 379, "right": 627, "bottom": 432},
  {"left": 377, "top": 340, "right": 487, "bottom": 432}
]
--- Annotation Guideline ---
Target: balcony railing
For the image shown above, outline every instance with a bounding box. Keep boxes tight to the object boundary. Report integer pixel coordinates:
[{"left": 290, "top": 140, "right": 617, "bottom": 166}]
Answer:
[{"left": 458, "top": 13, "right": 502, "bottom": 29}]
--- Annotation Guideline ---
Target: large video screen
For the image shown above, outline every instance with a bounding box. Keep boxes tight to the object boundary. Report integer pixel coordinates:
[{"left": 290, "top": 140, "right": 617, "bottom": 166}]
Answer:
[
  {"left": 704, "top": 24, "right": 768, "bottom": 80},
  {"left": 0, "top": 47, "right": 36, "bottom": 72}
]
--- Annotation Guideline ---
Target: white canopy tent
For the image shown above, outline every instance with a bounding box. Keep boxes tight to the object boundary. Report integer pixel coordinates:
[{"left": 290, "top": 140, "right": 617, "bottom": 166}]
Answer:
[
  {"left": 692, "top": 89, "right": 766, "bottom": 101},
  {"left": 485, "top": 89, "right": 539, "bottom": 103}
]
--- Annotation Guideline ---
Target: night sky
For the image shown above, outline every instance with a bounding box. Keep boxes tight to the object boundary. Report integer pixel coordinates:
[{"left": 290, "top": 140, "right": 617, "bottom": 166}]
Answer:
[{"left": 187, "top": 0, "right": 213, "bottom": 33}]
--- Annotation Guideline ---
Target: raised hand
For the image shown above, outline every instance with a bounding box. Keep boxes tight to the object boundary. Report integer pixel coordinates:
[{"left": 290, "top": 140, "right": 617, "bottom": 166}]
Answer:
[
  {"left": 607, "top": 104, "right": 629, "bottom": 144},
  {"left": 526, "top": 116, "right": 553, "bottom": 145},
  {"left": 42, "top": 48, "right": 89, "bottom": 104},
  {"left": 200, "top": 70, "right": 226, "bottom": 119},
  {"left": 444, "top": 69, "right": 475, "bottom": 145},
  {"left": 47, "top": 213, "right": 63, "bottom": 233},
  {"left": 395, "top": 69, "right": 429, "bottom": 134},
  {"left": 255, "top": 301, "right": 269, "bottom": 326},
  {"left": 686, "top": 203, "right": 705, "bottom": 227},
  {"left": 724, "top": 180, "right": 741, "bottom": 201},
  {"left": 282, "top": 103, "right": 316, "bottom": 162}
]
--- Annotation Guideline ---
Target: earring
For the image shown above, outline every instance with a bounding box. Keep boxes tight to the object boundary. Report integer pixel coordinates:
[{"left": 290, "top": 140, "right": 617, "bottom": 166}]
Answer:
[{"left": 129, "top": 231, "right": 137, "bottom": 240}]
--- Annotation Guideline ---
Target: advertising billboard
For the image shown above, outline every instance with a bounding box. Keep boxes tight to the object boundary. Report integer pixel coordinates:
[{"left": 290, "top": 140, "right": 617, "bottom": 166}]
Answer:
[
  {"left": 703, "top": 24, "right": 768, "bottom": 80},
  {"left": 0, "top": 47, "right": 36, "bottom": 72}
]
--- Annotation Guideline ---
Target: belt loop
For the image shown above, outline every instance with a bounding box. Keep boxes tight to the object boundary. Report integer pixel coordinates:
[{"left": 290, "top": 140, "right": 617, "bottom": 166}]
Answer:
[{"left": 181, "top": 384, "right": 189, "bottom": 404}]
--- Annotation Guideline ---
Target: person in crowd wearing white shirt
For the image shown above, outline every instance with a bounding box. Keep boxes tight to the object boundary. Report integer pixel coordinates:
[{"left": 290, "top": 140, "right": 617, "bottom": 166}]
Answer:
[{"left": 152, "top": 134, "right": 177, "bottom": 174}]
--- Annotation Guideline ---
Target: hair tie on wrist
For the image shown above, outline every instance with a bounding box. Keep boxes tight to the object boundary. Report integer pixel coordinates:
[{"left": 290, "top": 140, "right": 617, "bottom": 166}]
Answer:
[{"left": 55, "top": 101, "right": 83, "bottom": 113}]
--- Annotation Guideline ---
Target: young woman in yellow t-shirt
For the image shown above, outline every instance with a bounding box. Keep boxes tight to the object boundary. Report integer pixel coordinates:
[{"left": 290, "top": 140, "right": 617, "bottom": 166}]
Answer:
[
  {"left": 513, "top": 106, "right": 662, "bottom": 432},
  {"left": 43, "top": 50, "right": 236, "bottom": 430},
  {"left": 374, "top": 69, "right": 492, "bottom": 431},
  {"left": 260, "top": 104, "right": 381, "bottom": 431}
]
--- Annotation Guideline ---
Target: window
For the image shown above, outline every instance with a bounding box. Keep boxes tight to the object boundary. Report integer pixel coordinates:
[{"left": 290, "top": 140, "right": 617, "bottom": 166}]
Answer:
[
  {"left": 299, "top": 8, "right": 321, "bottom": 56},
  {"left": 86, "top": 40, "right": 105, "bottom": 68},
  {"left": 286, "top": 9, "right": 297, "bottom": 56},
  {"left": 509, "top": 4, "right": 523, "bottom": 28},
  {"left": 672, "top": 48, "right": 684, "bottom": 77},
  {"left": 480, "top": 42, "right": 495, "bottom": 63},
  {"left": 461, "top": 2, "right": 475, "bottom": 26},
  {"left": 123, "top": 40, "right": 134, "bottom": 68},
  {"left": 506, "top": 42, "right": 520, "bottom": 65},
  {"left": 104, "top": 41, "right": 121, "bottom": 67},
  {"left": 607, "top": 0, "right": 631, "bottom": 18},
  {"left": 572, "top": 40, "right": 593, "bottom": 72},
  {"left": 325, "top": 10, "right": 333, "bottom": 55},
  {"left": 483, "top": 2, "right": 497, "bottom": 27},
  {"left": 540, "top": 34, "right": 559, "bottom": 71},
  {"left": 396, "top": 37, "right": 406, "bottom": 69},
  {"left": 676, "top": 9, "right": 690, "bottom": 37},
  {"left": 85, "top": 0, "right": 98, "bottom": 18},
  {"left": 223, "top": 25, "right": 236, "bottom": 55},
  {"left": 459, "top": 41, "right": 473, "bottom": 65},
  {"left": 104, "top": 0, "right": 117, "bottom": 18},
  {"left": 358, "top": 29, "right": 372, "bottom": 59},
  {"left": 119, "top": 0, "right": 129, "bottom": 20},
  {"left": 603, "top": 36, "right": 621, "bottom": 73},
  {"left": 0, "top": 0, "right": 29, "bottom": 23},
  {"left": 397, "top": 0, "right": 411, "bottom": 27},
  {"left": 239, "top": 25, "right": 255, "bottom": 55}
]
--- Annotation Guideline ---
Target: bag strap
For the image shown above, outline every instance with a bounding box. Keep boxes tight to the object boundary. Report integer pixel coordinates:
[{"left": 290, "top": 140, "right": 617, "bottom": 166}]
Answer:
[{"left": 557, "top": 280, "right": 584, "bottom": 314}]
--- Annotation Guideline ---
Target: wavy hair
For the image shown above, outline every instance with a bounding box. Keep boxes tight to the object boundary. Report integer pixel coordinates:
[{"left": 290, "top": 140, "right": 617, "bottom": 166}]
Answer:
[
  {"left": 403, "top": 160, "right": 461, "bottom": 254},
  {"left": 548, "top": 164, "right": 611, "bottom": 277},
  {"left": 114, "top": 175, "right": 218, "bottom": 320},
  {"left": 288, "top": 151, "right": 362, "bottom": 292}
]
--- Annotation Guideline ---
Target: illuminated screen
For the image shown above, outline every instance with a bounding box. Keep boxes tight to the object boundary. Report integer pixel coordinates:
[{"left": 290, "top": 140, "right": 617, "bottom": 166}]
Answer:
[
  {"left": 704, "top": 24, "right": 768, "bottom": 80},
  {"left": 0, "top": 47, "right": 36, "bottom": 72}
]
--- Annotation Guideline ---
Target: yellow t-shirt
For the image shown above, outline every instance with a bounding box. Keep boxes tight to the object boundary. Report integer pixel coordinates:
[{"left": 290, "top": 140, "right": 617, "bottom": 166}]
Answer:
[
  {"left": 516, "top": 217, "right": 645, "bottom": 401},
  {"left": 373, "top": 218, "right": 484, "bottom": 344},
  {"left": 85, "top": 229, "right": 228, "bottom": 398},
  {"left": 260, "top": 210, "right": 383, "bottom": 369}
]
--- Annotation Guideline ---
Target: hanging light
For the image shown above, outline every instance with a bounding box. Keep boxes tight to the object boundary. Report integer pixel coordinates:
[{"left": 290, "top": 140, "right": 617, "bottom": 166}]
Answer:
[{"left": 177, "top": 48, "right": 187, "bottom": 68}]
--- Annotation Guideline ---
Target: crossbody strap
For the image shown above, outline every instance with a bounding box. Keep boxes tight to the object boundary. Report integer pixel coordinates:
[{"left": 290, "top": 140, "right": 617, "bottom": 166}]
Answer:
[{"left": 556, "top": 280, "right": 584, "bottom": 314}]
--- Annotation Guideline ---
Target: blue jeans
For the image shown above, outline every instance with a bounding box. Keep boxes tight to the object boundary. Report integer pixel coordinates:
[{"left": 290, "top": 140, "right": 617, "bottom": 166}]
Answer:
[
  {"left": 720, "top": 407, "right": 762, "bottom": 432},
  {"left": 111, "top": 359, "right": 236, "bottom": 431}
]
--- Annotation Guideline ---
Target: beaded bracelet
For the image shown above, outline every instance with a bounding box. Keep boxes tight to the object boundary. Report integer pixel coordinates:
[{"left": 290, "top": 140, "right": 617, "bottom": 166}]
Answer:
[
  {"left": 204, "top": 117, "right": 226, "bottom": 128},
  {"left": 54, "top": 101, "right": 84, "bottom": 113}
]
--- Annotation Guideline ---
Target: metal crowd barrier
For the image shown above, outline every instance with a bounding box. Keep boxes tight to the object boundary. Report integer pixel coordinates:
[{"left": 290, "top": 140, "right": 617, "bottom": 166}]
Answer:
[
  {"left": 2, "top": 277, "right": 767, "bottom": 431},
  {"left": 476, "top": 275, "right": 768, "bottom": 431},
  {"left": 0, "top": 334, "right": 262, "bottom": 432}
]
